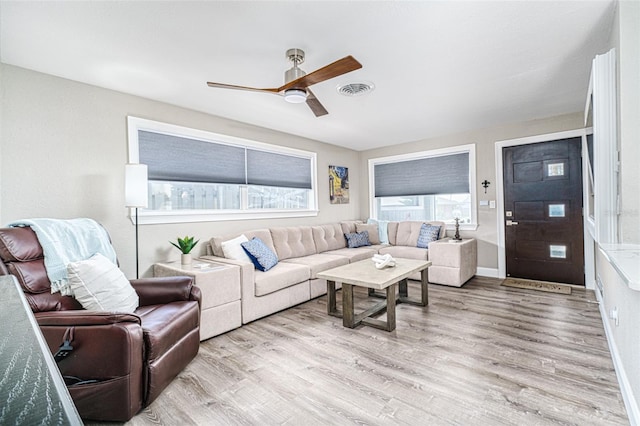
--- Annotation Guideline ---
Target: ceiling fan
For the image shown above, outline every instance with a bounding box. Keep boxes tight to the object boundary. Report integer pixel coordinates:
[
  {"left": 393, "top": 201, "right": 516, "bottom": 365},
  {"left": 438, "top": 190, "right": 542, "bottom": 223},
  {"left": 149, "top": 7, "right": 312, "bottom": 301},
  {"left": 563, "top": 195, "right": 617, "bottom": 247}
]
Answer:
[{"left": 206, "top": 48, "right": 362, "bottom": 117}]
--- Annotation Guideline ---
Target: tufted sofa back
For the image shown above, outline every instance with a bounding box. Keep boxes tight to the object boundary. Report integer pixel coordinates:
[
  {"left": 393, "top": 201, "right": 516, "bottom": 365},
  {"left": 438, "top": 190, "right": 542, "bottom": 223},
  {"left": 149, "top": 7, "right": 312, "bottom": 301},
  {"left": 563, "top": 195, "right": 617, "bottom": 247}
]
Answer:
[
  {"left": 388, "top": 221, "right": 447, "bottom": 246},
  {"left": 270, "top": 227, "right": 316, "bottom": 260},
  {"left": 311, "top": 224, "right": 346, "bottom": 253}
]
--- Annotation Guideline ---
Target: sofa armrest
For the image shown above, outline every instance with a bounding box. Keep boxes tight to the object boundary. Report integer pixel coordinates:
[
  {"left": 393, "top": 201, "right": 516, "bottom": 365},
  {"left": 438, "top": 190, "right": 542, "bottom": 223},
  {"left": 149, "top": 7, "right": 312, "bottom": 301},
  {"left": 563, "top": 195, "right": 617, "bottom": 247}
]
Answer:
[
  {"left": 130, "top": 276, "right": 201, "bottom": 307},
  {"left": 199, "top": 255, "right": 256, "bottom": 303}
]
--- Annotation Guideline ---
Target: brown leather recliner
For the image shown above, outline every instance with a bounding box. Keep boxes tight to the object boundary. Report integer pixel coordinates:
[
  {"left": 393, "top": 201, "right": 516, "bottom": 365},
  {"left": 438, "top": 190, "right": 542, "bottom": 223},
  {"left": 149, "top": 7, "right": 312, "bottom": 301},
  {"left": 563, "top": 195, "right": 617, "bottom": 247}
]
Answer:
[{"left": 0, "top": 226, "right": 202, "bottom": 422}]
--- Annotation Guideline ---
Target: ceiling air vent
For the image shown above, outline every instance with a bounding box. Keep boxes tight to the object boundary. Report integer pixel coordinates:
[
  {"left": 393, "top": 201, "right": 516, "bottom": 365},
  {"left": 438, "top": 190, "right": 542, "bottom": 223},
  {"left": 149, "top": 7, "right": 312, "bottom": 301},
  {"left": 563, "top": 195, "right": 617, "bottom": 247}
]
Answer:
[{"left": 337, "top": 81, "right": 374, "bottom": 97}]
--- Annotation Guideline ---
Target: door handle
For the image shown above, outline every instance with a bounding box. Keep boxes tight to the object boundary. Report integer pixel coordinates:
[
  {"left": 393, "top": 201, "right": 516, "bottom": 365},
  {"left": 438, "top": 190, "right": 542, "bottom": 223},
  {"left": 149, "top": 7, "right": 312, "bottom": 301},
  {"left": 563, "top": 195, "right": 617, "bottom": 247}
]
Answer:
[{"left": 506, "top": 220, "right": 519, "bottom": 226}]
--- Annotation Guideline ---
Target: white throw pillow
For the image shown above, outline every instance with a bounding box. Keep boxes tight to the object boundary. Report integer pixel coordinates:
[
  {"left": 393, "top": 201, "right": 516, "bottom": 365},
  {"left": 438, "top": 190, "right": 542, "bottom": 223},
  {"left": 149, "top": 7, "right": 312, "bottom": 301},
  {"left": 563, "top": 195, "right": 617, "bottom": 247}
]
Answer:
[
  {"left": 221, "top": 234, "right": 251, "bottom": 262},
  {"left": 67, "top": 253, "right": 139, "bottom": 313}
]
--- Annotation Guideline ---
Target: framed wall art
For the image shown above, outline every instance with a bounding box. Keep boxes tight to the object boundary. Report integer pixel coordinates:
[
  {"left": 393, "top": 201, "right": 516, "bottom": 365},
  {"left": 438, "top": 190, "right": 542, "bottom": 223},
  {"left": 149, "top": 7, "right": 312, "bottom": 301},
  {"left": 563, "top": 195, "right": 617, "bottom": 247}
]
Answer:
[{"left": 329, "top": 166, "right": 349, "bottom": 204}]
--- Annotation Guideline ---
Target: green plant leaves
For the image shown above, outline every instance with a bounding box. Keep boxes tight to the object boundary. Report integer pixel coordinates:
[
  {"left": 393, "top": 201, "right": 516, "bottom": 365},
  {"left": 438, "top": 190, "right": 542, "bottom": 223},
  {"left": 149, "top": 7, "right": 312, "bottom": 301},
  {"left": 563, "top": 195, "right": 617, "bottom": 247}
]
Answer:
[{"left": 170, "top": 235, "right": 199, "bottom": 254}]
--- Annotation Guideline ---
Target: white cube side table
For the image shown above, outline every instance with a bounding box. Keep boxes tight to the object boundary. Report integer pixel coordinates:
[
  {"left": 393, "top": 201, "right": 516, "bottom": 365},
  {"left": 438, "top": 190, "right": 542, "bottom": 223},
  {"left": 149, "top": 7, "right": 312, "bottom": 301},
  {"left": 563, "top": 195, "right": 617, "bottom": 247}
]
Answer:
[
  {"left": 428, "top": 238, "right": 478, "bottom": 287},
  {"left": 153, "top": 260, "right": 241, "bottom": 341}
]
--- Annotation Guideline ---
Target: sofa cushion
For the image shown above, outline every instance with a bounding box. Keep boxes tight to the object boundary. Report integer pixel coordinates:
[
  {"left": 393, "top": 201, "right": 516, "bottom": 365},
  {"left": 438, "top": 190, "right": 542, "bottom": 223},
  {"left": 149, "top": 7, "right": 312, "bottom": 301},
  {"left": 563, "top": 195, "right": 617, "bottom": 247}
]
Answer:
[
  {"left": 394, "top": 221, "right": 446, "bottom": 247},
  {"left": 283, "top": 253, "right": 349, "bottom": 279},
  {"left": 254, "top": 262, "right": 311, "bottom": 297},
  {"left": 389, "top": 220, "right": 445, "bottom": 247},
  {"left": 270, "top": 227, "right": 316, "bottom": 260},
  {"left": 340, "top": 220, "right": 363, "bottom": 235},
  {"left": 345, "top": 231, "right": 371, "bottom": 248},
  {"left": 395, "top": 221, "right": 424, "bottom": 246},
  {"left": 312, "top": 224, "right": 346, "bottom": 253},
  {"left": 378, "top": 245, "right": 429, "bottom": 261},
  {"left": 67, "top": 253, "right": 139, "bottom": 313},
  {"left": 417, "top": 224, "right": 441, "bottom": 248},
  {"left": 356, "top": 223, "right": 380, "bottom": 245},
  {"left": 241, "top": 237, "right": 279, "bottom": 272},
  {"left": 325, "top": 247, "right": 377, "bottom": 262}
]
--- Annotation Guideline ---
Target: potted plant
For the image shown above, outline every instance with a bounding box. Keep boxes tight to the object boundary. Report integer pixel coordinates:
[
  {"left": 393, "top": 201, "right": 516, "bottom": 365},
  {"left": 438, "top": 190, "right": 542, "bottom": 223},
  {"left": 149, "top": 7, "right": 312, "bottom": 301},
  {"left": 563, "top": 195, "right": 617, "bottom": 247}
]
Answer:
[{"left": 170, "top": 235, "right": 199, "bottom": 265}]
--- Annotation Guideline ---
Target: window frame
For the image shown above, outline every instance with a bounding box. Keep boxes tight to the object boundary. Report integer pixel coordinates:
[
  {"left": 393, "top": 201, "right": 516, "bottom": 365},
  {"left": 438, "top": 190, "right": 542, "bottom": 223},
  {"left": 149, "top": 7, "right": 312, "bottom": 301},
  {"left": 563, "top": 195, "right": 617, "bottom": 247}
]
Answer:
[
  {"left": 368, "top": 144, "right": 477, "bottom": 230},
  {"left": 127, "top": 116, "right": 318, "bottom": 225}
]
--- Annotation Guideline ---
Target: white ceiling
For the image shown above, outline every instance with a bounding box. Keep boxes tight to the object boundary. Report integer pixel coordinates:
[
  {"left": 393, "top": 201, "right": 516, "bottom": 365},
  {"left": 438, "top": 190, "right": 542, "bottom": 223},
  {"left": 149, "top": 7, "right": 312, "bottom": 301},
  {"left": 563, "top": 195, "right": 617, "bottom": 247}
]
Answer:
[{"left": 0, "top": 1, "right": 616, "bottom": 151}]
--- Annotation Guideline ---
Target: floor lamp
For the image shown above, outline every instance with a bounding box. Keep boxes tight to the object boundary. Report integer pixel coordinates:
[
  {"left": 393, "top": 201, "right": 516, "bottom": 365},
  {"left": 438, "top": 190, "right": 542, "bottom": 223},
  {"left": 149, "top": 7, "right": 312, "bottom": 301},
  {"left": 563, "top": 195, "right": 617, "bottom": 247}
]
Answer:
[{"left": 125, "top": 164, "right": 148, "bottom": 279}]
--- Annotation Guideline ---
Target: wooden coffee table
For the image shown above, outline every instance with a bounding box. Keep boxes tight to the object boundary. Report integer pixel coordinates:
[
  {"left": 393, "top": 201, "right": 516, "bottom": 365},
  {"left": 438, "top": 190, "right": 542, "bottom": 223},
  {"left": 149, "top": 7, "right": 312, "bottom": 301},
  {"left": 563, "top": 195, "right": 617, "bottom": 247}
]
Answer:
[{"left": 317, "top": 258, "right": 431, "bottom": 332}]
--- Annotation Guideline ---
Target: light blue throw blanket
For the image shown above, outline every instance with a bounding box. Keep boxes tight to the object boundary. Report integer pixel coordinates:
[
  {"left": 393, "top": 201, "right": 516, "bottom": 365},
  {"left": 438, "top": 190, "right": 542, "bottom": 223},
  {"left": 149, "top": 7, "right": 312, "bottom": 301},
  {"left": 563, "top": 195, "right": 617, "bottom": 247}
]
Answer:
[
  {"left": 7, "top": 218, "right": 117, "bottom": 295},
  {"left": 367, "top": 218, "right": 390, "bottom": 244}
]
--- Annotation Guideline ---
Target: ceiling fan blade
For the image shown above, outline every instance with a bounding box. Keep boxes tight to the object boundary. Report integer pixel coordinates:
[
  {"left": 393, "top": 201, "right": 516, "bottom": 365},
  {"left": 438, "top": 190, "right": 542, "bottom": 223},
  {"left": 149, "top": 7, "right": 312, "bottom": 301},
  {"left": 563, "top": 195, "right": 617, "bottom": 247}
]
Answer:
[
  {"left": 279, "top": 55, "right": 362, "bottom": 91},
  {"left": 206, "top": 81, "right": 280, "bottom": 94},
  {"left": 306, "top": 89, "right": 328, "bottom": 117}
]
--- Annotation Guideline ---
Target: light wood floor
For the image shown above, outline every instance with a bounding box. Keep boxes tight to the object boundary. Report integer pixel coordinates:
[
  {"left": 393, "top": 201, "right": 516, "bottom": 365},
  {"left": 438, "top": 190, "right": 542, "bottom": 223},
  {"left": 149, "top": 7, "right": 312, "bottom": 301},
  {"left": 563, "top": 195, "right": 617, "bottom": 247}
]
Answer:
[{"left": 110, "top": 277, "right": 629, "bottom": 425}]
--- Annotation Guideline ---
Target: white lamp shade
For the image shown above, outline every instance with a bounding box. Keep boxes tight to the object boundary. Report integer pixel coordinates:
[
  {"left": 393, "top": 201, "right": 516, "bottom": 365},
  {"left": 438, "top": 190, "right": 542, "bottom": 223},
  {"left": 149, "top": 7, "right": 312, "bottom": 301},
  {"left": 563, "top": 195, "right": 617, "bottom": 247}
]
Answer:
[{"left": 125, "top": 164, "right": 148, "bottom": 208}]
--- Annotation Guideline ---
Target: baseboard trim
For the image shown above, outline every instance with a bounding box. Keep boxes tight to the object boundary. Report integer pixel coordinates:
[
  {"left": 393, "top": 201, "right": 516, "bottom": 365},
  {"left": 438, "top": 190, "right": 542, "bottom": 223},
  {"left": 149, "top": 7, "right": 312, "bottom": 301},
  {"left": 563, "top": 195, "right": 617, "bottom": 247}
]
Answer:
[
  {"left": 476, "top": 267, "right": 499, "bottom": 278},
  {"left": 596, "top": 290, "right": 640, "bottom": 426}
]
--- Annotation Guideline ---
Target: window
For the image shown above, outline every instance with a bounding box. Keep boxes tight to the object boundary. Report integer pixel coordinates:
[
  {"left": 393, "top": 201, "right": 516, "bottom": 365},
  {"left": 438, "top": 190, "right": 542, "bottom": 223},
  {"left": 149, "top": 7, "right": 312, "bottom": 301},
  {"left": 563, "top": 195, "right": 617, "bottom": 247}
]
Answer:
[
  {"left": 369, "top": 145, "right": 476, "bottom": 228},
  {"left": 128, "top": 117, "right": 317, "bottom": 224},
  {"left": 589, "top": 48, "right": 618, "bottom": 243},
  {"left": 585, "top": 132, "right": 595, "bottom": 220}
]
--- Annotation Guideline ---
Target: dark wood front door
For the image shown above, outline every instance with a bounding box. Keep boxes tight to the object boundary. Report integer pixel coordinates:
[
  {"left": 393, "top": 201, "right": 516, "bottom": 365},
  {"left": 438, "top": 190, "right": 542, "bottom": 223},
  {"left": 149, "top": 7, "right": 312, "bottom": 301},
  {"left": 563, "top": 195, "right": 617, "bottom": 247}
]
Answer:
[{"left": 503, "top": 137, "right": 584, "bottom": 285}]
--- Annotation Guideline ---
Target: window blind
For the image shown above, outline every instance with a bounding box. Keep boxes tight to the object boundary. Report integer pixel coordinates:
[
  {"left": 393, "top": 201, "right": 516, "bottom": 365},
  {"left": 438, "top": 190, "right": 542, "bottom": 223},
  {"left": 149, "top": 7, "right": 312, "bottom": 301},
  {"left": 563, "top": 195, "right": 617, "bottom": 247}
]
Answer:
[
  {"left": 247, "top": 149, "right": 312, "bottom": 189},
  {"left": 139, "top": 131, "right": 246, "bottom": 184},
  {"left": 374, "top": 152, "right": 469, "bottom": 197},
  {"left": 139, "top": 130, "right": 311, "bottom": 189}
]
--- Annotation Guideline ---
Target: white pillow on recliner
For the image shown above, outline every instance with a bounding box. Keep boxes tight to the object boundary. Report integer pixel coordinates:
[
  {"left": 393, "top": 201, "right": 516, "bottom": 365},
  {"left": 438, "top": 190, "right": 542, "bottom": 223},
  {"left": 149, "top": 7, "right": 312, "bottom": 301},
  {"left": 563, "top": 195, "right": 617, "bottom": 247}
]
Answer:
[{"left": 67, "top": 253, "right": 139, "bottom": 313}]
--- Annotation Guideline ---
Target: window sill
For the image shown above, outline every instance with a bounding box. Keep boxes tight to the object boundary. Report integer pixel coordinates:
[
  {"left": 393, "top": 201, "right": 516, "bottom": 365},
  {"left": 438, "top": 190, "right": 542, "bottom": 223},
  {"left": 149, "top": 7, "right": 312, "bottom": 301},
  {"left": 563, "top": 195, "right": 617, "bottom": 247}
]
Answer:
[
  {"left": 599, "top": 243, "right": 640, "bottom": 291},
  {"left": 129, "top": 209, "right": 319, "bottom": 225}
]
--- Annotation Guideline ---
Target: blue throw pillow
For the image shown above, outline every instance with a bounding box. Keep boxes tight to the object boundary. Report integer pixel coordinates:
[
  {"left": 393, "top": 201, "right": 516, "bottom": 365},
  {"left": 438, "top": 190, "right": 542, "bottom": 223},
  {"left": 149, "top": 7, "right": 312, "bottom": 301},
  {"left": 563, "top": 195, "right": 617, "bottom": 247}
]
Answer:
[
  {"left": 417, "top": 223, "right": 441, "bottom": 249},
  {"left": 241, "top": 237, "right": 279, "bottom": 271},
  {"left": 345, "top": 231, "right": 371, "bottom": 248}
]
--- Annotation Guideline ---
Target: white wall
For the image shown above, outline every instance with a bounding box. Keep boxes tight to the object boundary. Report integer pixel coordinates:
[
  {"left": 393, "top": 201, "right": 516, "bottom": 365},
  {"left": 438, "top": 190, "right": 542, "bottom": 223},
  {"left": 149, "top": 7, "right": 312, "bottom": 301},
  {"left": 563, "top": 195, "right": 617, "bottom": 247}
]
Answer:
[
  {"left": 0, "top": 65, "right": 361, "bottom": 278},
  {"left": 596, "top": 2, "right": 640, "bottom": 423},
  {"left": 597, "top": 248, "right": 640, "bottom": 424},
  {"left": 358, "top": 112, "right": 584, "bottom": 273}
]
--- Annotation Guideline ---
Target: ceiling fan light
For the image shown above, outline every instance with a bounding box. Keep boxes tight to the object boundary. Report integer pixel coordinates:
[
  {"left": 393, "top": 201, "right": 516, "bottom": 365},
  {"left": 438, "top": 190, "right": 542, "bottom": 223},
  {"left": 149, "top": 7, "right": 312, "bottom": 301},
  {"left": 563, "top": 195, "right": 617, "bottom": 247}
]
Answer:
[{"left": 284, "top": 89, "right": 307, "bottom": 104}]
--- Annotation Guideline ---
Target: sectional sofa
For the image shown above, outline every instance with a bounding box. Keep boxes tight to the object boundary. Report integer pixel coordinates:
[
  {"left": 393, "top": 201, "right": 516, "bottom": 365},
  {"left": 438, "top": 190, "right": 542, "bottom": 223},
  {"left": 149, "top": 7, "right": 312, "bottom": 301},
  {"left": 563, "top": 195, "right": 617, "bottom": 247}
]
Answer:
[{"left": 201, "top": 220, "right": 477, "bottom": 324}]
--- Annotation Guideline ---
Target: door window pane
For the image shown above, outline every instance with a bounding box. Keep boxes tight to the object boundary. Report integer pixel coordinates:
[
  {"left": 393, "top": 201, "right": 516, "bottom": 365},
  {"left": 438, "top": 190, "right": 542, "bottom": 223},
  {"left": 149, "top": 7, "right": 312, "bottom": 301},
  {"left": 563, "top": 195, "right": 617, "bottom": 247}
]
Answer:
[
  {"left": 548, "top": 204, "right": 566, "bottom": 218},
  {"left": 549, "top": 245, "right": 567, "bottom": 258},
  {"left": 547, "top": 163, "right": 565, "bottom": 177}
]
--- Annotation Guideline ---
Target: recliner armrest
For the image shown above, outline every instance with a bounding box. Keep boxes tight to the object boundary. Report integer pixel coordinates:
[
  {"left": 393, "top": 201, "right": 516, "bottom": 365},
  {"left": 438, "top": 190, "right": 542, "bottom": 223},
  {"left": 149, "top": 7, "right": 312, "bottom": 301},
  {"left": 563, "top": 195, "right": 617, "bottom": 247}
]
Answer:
[
  {"left": 35, "top": 310, "right": 146, "bottom": 421},
  {"left": 36, "top": 310, "right": 141, "bottom": 326},
  {"left": 130, "top": 276, "right": 201, "bottom": 307}
]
